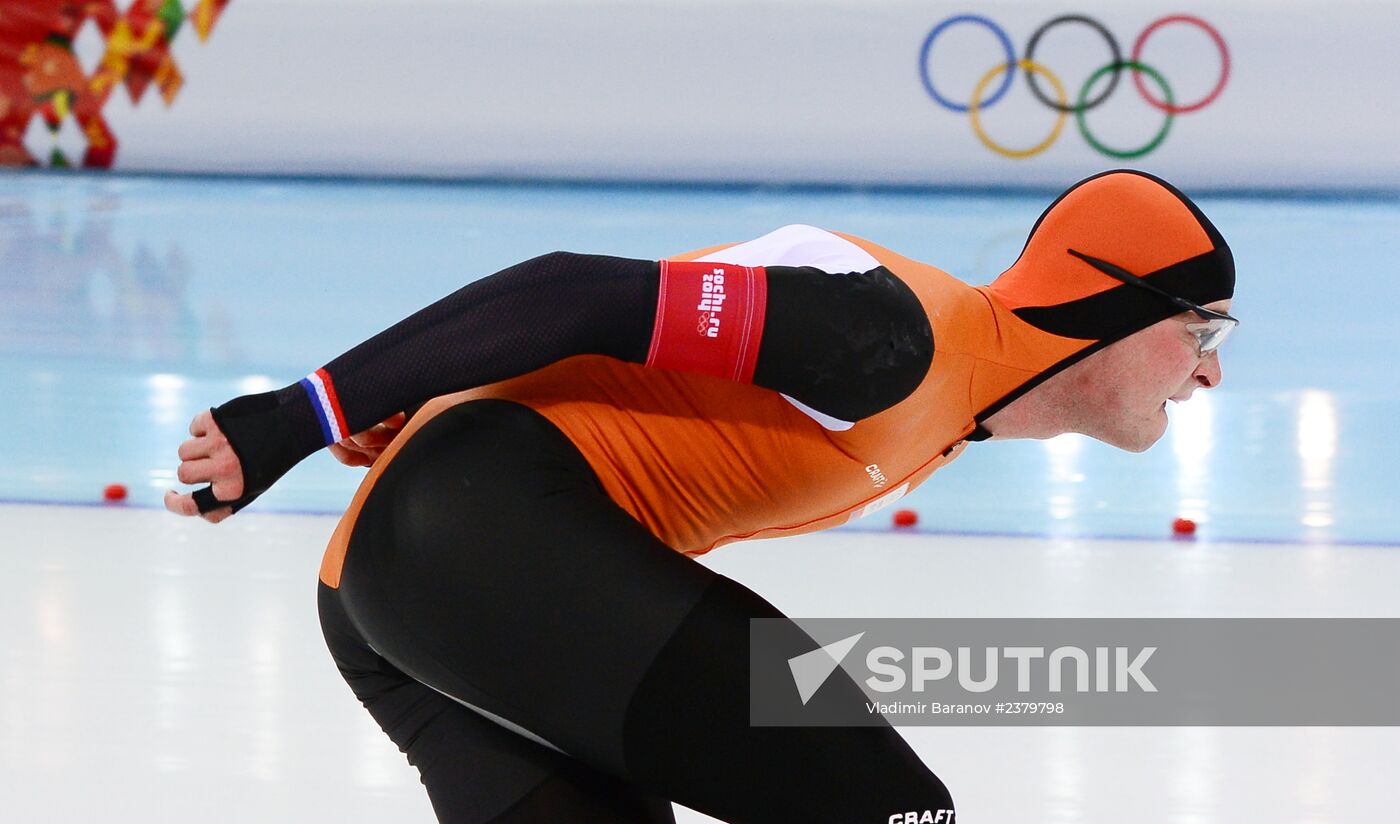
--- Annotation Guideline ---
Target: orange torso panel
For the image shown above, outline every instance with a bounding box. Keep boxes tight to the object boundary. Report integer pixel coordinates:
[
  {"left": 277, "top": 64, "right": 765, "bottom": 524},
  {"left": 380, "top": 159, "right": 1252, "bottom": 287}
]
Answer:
[{"left": 320, "top": 226, "right": 1090, "bottom": 586}]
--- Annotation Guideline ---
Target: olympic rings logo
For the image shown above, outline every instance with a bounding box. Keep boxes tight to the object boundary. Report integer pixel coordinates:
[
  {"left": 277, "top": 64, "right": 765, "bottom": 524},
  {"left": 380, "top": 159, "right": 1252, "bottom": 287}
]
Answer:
[{"left": 918, "top": 14, "right": 1230, "bottom": 159}]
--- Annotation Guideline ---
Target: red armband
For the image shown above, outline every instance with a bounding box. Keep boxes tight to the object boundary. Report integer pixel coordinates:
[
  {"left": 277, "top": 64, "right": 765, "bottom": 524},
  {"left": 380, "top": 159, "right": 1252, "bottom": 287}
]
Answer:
[{"left": 645, "top": 260, "right": 768, "bottom": 384}]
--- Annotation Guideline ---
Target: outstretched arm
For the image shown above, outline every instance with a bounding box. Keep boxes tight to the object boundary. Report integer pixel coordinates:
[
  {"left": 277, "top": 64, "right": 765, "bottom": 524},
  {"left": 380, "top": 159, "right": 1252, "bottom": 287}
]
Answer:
[{"left": 167, "top": 252, "right": 932, "bottom": 521}]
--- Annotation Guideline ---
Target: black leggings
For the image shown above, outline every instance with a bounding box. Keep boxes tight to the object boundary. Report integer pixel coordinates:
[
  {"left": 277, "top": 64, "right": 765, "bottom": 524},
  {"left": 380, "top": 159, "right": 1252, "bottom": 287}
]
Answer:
[{"left": 319, "top": 399, "right": 954, "bottom": 822}]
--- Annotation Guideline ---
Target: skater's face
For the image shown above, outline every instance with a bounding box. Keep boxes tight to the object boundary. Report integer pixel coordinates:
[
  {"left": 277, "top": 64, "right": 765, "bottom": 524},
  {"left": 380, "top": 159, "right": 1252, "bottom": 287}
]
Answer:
[{"left": 1072, "top": 299, "right": 1231, "bottom": 452}]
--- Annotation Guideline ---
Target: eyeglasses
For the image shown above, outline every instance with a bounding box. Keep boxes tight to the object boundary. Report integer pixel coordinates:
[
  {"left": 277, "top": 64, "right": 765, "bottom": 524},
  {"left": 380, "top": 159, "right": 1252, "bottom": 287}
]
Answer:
[{"left": 1068, "top": 249, "right": 1239, "bottom": 357}]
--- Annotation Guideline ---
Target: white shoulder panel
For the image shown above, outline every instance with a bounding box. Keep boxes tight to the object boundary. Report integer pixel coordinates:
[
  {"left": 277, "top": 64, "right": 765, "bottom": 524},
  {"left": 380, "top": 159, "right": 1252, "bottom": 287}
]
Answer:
[
  {"left": 780, "top": 394, "right": 854, "bottom": 432},
  {"left": 695, "top": 224, "right": 880, "bottom": 275}
]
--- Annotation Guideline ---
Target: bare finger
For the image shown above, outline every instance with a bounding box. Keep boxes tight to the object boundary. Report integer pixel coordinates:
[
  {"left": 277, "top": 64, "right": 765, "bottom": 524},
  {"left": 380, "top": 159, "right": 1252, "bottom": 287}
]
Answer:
[
  {"left": 351, "top": 426, "right": 395, "bottom": 448},
  {"left": 210, "top": 476, "right": 244, "bottom": 501},
  {"left": 188, "top": 408, "right": 214, "bottom": 437},
  {"left": 176, "top": 457, "right": 219, "bottom": 485},
  {"left": 164, "top": 489, "right": 199, "bottom": 517},
  {"left": 329, "top": 443, "right": 373, "bottom": 467},
  {"left": 177, "top": 437, "right": 215, "bottom": 461},
  {"left": 166, "top": 490, "right": 233, "bottom": 522}
]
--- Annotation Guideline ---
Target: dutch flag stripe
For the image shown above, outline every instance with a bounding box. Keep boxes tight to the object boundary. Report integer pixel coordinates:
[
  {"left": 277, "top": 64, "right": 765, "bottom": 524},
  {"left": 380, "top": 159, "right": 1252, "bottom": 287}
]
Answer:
[
  {"left": 300, "top": 370, "right": 346, "bottom": 445},
  {"left": 314, "top": 368, "right": 350, "bottom": 441},
  {"left": 299, "top": 377, "right": 334, "bottom": 445}
]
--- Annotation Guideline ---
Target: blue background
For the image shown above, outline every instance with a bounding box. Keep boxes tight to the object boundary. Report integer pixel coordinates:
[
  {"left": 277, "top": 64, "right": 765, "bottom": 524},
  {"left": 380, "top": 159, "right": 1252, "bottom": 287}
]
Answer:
[{"left": 2, "top": 173, "right": 1395, "bottom": 546}]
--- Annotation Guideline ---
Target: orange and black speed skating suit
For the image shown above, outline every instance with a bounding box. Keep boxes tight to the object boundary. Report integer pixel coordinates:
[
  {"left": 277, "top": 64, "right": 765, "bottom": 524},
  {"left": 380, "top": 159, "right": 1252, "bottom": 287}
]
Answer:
[{"left": 200, "top": 171, "right": 1234, "bottom": 823}]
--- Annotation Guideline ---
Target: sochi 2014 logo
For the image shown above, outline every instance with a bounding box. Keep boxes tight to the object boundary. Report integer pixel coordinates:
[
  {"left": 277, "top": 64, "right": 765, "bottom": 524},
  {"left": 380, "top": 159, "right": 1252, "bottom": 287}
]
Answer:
[{"left": 917, "top": 13, "right": 1230, "bottom": 160}]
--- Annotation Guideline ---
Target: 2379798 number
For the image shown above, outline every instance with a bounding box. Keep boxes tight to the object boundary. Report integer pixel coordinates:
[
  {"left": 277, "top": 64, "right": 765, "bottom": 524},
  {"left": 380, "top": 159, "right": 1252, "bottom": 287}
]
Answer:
[{"left": 999, "top": 702, "right": 1065, "bottom": 714}]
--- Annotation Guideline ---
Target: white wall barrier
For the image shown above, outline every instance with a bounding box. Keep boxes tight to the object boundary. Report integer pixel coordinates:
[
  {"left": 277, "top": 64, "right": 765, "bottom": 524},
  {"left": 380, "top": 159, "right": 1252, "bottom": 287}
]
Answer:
[{"left": 11, "top": 0, "right": 1400, "bottom": 190}]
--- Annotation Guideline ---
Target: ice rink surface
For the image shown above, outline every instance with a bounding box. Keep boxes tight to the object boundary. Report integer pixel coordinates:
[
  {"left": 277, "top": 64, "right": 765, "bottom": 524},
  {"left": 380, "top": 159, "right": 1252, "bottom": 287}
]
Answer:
[
  {"left": 2, "top": 173, "right": 1397, "bottom": 821},
  {"left": 5, "top": 505, "right": 1398, "bottom": 823}
]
